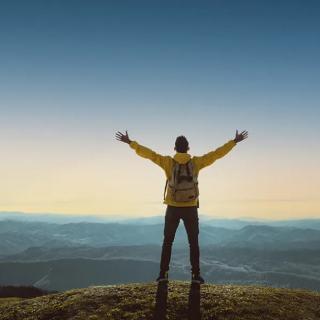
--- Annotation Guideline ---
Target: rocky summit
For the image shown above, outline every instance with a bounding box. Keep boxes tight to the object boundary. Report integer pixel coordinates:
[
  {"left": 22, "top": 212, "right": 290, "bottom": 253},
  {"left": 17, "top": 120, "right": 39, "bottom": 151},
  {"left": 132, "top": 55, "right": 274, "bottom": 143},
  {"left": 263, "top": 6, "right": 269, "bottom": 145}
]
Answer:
[{"left": 0, "top": 281, "right": 320, "bottom": 320}]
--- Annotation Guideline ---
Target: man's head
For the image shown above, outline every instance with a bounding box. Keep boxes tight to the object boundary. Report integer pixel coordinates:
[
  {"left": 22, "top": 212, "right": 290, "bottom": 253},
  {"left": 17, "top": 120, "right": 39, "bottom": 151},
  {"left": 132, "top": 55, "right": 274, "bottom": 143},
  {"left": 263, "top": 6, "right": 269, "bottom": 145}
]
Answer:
[{"left": 174, "top": 135, "right": 189, "bottom": 153}]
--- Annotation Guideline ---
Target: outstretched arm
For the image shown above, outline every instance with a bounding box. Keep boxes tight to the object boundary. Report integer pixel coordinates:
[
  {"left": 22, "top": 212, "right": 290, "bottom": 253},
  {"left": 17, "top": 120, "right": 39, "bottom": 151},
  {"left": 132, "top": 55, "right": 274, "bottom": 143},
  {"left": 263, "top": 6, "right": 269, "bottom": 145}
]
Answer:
[
  {"left": 193, "top": 130, "right": 248, "bottom": 171},
  {"left": 115, "top": 130, "right": 170, "bottom": 171}
]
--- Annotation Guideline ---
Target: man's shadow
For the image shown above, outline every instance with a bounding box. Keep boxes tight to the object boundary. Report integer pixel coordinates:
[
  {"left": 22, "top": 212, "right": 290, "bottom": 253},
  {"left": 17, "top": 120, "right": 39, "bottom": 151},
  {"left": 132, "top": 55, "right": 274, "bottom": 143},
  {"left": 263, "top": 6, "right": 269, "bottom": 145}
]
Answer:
[
  {"left": 153, "top": 281, "right": 168, "bottom": 320},
  {"left": 188, "top": 282, "right": 201, "bottom": 320},
  {"left": 153, "top": 282, "right": 201, "bottom": 320}
]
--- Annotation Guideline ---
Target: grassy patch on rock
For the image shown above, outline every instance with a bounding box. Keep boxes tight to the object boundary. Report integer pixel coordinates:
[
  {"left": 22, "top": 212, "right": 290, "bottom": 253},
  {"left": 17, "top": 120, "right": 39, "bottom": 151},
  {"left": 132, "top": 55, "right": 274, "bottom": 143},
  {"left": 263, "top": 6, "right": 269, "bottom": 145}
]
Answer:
[{"left": 0, "top": 281, "right": 319, "bottom": 319}]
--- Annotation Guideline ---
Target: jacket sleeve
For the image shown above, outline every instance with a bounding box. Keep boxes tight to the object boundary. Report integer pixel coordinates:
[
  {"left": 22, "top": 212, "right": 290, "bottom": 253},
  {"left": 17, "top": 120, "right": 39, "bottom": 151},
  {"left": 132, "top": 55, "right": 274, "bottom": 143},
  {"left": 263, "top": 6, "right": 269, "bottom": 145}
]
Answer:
[
  {"left": 193, "top": 139, "right": 236, "bottom": 171},
  {"left": 129, "top": 140, "right": 171, "bottom": 172}
]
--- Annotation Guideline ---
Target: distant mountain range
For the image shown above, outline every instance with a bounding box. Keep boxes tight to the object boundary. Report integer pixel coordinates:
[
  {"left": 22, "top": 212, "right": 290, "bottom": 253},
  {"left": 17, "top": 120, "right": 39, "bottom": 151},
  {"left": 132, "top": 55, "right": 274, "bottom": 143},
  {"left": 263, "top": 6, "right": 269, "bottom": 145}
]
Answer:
[
  {"left": 2, "top": 248, "right": 320, "bottom": 291},
  {"left": 1, "top": 219, "right": 320, "bottom": 257},
  {"left": 2, "top": 211, "right": 320, "bottom": 229},
  {"left": 0, "top": 258, "right": 163, "bottom": 291},
  {"left": 1, "top": 212, "right": 320, "bottom": 292}
]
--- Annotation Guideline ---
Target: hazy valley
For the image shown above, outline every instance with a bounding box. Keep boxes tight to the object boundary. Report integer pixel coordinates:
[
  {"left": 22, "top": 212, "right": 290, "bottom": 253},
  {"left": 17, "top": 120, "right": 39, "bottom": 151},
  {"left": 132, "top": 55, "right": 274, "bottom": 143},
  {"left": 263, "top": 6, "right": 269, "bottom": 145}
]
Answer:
[{"left": 1, "top": 212, "right": 320, "bottom": 292}]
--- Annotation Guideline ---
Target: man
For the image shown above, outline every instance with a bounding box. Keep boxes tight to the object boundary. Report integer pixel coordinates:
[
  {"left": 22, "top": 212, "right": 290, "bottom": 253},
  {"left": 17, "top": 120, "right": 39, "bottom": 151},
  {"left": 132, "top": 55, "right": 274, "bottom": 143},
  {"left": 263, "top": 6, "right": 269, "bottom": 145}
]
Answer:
[{"left": 115, "top": 129, "right": 248, "bottom": 284}]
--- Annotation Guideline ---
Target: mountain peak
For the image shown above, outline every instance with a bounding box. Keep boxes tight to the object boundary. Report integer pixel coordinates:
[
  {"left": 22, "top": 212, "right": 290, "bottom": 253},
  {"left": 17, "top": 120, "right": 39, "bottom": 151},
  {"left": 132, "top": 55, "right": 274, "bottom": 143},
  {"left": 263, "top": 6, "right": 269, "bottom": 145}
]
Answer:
[{"left": 1, "top": 281, "right": 320, "bottom": 320}]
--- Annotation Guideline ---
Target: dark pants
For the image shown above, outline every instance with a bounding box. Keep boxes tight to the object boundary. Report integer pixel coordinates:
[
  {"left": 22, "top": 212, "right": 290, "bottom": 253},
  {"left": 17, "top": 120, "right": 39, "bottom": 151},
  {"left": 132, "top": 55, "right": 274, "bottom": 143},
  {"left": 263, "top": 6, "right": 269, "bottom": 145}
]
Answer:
[{"left": 160, "top": 205, "right": 200, "bottom": 275}]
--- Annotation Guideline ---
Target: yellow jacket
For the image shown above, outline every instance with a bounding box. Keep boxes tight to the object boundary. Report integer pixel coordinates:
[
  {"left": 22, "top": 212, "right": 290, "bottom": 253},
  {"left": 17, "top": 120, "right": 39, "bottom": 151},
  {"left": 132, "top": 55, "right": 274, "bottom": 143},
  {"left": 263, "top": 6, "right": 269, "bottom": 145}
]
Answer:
[{"left": 129, "top": 139, "right": 236, "bottom": 207}]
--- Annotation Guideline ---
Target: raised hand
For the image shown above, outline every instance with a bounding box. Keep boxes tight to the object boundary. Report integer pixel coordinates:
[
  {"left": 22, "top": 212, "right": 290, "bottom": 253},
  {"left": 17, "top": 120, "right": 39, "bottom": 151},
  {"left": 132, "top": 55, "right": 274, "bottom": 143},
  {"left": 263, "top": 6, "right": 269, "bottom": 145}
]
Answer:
[
  {"left": 234, "top": 130, "right": 248, "bottom": 143},
  {"left": 115, "top": 130, "right": 132, "bottom": 144}
]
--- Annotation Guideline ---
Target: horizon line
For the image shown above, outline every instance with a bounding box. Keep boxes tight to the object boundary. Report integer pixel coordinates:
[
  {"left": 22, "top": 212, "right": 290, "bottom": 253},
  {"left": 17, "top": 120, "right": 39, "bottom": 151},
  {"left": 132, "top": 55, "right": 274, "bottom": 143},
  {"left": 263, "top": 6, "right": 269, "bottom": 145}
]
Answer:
[{"left": 0, "top": 210, "right": 320, "bottom": 222}]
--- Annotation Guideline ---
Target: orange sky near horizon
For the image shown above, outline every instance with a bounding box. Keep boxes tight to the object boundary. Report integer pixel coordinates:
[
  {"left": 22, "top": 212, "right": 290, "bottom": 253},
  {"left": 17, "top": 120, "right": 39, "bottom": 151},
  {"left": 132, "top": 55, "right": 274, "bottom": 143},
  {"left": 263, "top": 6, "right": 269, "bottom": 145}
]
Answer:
[{"left": 1, "top": 126, "right": 319, "bottom": 220}]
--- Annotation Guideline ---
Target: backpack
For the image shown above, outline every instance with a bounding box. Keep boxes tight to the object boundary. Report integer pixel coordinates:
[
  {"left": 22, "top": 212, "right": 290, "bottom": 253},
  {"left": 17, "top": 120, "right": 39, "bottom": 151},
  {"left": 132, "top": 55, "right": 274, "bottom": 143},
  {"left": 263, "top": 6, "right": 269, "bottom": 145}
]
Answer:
[{"left": 163, "top": 159, "right": 199, "bottom": 202}]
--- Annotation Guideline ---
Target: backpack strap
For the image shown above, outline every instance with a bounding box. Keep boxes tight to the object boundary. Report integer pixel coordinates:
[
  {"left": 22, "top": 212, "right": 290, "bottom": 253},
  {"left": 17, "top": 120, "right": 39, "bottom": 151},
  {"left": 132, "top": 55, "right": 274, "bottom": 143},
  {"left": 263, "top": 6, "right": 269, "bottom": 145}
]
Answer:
[
  {"left": 163, "top": 179, "right": 168, "bottom": 200},
  {"left": 177, "top": 163, "right": 181, "bottom": 180},
  {"left": 165, "top": 159, "right": 177, "bottom": 200},
  {"left": 186, "top": 160, "right": 191, "bottom": 176}
]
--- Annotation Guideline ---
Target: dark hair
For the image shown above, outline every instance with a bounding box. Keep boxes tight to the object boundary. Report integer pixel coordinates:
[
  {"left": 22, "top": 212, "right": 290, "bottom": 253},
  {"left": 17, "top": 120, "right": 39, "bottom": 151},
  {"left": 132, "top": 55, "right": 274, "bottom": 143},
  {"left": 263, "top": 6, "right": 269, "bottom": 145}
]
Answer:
[{"left": 175, "top": 135, "right": 189, "bottom": 153}]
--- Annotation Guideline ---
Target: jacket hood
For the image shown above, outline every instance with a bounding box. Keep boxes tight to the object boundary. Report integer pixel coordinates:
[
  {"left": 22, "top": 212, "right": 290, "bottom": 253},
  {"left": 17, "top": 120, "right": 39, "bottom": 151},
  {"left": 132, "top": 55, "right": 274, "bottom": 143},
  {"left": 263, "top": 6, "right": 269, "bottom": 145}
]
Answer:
[{"left": 173, "top": 152, "right": 191, "bottom": 164}]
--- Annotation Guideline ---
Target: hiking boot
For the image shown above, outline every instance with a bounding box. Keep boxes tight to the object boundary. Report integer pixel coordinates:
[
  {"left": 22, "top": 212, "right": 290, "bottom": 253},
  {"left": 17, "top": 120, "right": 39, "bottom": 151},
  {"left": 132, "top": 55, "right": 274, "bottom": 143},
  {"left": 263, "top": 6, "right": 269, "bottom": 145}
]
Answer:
[
  {"left": 191, "top": 273, "right": 205, "bottom": 284},
  {"left": 156, "top": 271, "right": 168, "bottom": 283}
]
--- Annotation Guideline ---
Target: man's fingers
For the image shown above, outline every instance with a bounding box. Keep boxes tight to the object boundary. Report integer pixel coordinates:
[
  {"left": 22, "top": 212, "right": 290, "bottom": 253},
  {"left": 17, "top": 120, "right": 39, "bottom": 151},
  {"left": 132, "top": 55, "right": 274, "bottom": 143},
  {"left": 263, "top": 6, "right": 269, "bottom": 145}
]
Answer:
[
  {"left": 241, "top": 131, "right": 248, "bottom": 138},
  {"left": 115, "top": 132, "right": 124, "bottom": 138}
]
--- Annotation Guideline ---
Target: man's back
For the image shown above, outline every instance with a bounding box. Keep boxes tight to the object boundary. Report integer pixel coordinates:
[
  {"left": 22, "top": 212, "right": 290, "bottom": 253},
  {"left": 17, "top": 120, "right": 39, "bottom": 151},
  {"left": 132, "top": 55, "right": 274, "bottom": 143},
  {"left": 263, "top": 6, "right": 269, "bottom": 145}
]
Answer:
[{"left": 128, "top": 139, "right": 236, "bottom": 207}]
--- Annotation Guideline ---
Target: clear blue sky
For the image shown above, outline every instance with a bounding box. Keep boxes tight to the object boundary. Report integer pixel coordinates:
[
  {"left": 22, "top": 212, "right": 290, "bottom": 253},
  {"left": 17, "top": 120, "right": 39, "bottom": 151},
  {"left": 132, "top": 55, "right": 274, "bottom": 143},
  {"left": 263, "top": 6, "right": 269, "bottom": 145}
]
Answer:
[{"left": 0, "top": 0, "right": 319, "bottom": 218}]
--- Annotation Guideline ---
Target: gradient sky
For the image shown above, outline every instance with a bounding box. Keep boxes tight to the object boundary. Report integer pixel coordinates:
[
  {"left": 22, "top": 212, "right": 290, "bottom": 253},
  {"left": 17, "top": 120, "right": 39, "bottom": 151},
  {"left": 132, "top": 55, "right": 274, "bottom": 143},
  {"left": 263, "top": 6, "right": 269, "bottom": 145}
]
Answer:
[{"left": 0, "top": 0, "right": 319, "bottom": 219}]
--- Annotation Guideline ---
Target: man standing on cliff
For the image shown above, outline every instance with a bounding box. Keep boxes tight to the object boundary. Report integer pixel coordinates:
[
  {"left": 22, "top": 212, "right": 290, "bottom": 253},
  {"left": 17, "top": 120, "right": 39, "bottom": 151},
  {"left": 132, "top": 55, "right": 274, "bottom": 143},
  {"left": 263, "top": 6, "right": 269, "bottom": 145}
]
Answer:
[{"left": 116, "top": 129, "right": 248, "bottom": 284}]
